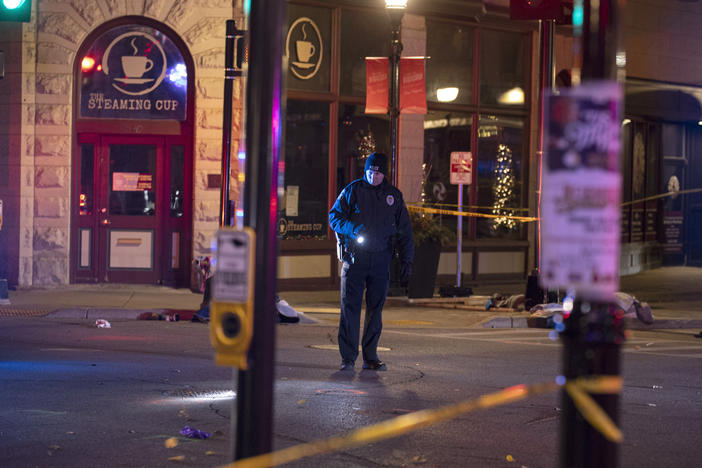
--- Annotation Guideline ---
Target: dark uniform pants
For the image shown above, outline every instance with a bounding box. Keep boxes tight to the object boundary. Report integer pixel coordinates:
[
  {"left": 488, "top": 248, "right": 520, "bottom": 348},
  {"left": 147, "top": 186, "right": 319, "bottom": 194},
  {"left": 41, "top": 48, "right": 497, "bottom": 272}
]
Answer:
[{"left": 338, "top": 250, "right": 391, "bottom": 364}]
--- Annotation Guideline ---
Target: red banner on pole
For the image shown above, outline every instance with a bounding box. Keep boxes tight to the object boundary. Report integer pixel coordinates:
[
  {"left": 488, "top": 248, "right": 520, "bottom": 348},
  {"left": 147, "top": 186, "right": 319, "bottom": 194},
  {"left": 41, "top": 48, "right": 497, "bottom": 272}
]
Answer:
[
  {"left": 399, "top": 57, "right": 427, "bottom": 114},
  {"left": 365, "top": 57, "right": 389, "bottom": 114}
]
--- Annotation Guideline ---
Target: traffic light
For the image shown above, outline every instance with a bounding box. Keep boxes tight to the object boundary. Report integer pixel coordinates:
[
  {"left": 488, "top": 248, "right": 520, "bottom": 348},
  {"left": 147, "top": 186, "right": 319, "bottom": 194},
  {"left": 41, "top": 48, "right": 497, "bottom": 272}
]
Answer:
[
  {"left": 510, "top": 0, "right": 566, "bottom": 21},
  {"left": 0, "top": 0, "right": 31, "bottom": 22}
]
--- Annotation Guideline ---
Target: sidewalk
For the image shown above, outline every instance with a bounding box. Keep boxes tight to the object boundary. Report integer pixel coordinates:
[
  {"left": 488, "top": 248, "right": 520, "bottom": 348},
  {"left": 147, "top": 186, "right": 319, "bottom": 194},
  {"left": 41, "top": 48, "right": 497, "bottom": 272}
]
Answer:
[{"left": 1, "top": 266, "right": 702, "bottom": 329}]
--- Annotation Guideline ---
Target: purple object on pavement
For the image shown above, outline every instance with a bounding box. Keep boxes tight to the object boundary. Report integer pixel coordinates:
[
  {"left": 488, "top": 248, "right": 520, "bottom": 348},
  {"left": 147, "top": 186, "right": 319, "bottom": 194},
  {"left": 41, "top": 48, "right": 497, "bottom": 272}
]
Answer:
[{"left": 179, "top": 426, "right": 211, "bottom": 439}]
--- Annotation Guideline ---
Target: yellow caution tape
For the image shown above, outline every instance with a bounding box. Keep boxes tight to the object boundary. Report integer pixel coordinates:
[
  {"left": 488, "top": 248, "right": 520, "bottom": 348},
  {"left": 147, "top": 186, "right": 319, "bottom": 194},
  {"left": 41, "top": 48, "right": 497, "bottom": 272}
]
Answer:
[
  {"left": 407, "top": 187, "right": 702, "bottom": 224},
  {"left": 220, "top": 376, "right": 622, "bottom": 468},
  {"left": 621, "top": 187, "right": 702, "bottom": 207},
  {"left": 565, "top": 381, "right": 623, "bottom": 443},
  {"left": 419, "top": 201, "right": 531, "bottom": 213},
  {"left": 407, "top": 204, "right": 538, "bottom": 223}
]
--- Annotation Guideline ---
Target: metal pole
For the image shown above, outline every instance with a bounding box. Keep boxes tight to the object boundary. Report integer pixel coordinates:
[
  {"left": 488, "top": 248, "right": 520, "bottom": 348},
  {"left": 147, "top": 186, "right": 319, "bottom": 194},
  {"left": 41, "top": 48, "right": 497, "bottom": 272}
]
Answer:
[
  {"left": 389, "top": 23, "right": 402, "bottom": 187},
  {"left": 235, "top": 0, "right": 285, "bottom": 460},
  {"left": 535, "top": 19, "right": 555, "bottom": 273},
  {"left": 456, "top": 183, "right": 462, "bottom": 287},
  {"left": 219, "top": 20, "right": 236, "bottom": 228},
  {"left": 559, "top": 2, "right": 623, "bottom": 468}
]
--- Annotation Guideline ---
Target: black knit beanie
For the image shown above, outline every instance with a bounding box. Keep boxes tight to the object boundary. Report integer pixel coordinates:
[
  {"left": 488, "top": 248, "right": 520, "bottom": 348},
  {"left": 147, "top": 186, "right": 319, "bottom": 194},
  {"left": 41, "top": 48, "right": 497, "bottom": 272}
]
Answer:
[{"left": 364, "top": 152, "right": 388, "bottom": 176}]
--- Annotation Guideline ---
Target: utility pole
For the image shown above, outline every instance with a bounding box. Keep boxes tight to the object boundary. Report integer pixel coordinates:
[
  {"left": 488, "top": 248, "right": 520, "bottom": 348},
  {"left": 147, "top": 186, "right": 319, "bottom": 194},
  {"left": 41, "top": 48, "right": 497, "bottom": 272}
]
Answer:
[
  {"left": 219, "top": 20, "right": 245, "bottom": 228},
  {"left": 235, "top": 0, "right": 286, "bottom": 461},
  {"left": 559, "top": 1, "right": 624, "bottom": 468}
]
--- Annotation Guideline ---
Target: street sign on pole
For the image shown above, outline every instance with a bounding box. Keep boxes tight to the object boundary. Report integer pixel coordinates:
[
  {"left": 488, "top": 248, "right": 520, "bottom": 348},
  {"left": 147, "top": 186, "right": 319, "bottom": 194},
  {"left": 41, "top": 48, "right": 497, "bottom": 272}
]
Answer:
[
  {"left": 450, "top": 151, "right": 472, "bottom": 185},
  {"left": 449, "top": 152, "right": 471, "bottom": 286}
]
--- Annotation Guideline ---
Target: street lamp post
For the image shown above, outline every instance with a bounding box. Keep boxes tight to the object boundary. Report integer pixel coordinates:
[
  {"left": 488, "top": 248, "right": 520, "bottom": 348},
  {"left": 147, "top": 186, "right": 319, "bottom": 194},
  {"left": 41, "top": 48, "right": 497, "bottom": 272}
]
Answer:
[{"left": 386, "top": 0, "right": 407, "bottom": 187}]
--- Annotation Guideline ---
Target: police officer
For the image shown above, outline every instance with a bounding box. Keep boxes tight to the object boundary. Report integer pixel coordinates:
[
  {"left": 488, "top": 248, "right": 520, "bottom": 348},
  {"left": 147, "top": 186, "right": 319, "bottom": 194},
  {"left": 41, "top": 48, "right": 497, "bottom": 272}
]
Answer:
[{"left": 329, "top": 152, "right": 414, "bottom": 371}]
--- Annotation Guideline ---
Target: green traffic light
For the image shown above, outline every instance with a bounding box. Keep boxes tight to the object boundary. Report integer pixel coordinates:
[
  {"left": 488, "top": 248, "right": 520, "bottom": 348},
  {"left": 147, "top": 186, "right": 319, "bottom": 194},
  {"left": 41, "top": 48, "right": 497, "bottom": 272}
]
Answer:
[
  {"left": 0, "top": 0, "right": 31, "bottom": 22},
  {"left": 3, "top": 0, "right": 27, "bottom": 10}
]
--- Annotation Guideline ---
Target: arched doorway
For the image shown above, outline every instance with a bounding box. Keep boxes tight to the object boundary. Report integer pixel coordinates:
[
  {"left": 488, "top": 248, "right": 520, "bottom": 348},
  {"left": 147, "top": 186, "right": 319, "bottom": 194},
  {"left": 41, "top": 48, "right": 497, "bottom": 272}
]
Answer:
[{"left": 70, "top": 18, "right": 194, "bottom": 286}]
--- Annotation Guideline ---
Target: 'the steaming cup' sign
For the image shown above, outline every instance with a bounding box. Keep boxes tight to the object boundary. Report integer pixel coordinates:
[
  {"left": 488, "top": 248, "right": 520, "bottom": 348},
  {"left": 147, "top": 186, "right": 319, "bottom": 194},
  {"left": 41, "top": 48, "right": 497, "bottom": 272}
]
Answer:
[{"left": 80, "top": 25, "right": 188, "bottom": 121}]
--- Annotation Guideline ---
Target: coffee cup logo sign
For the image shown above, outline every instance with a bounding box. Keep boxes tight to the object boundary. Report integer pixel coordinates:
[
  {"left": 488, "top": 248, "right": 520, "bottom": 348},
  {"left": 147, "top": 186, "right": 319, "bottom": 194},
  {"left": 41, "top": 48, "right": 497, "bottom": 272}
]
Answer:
[
  {"left": 286, "top": 17, "right": 323, "bottom": 80},
  {"left": 80, "top": 25, "right": 187, "bottom": 120}
]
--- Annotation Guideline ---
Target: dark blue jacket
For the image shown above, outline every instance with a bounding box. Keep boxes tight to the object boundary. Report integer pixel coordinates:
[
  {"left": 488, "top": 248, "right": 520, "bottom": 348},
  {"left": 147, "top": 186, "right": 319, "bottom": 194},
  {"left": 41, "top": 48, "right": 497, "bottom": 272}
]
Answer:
[{"left": 329, "top": 178, "right": 414, "bottom": 264}]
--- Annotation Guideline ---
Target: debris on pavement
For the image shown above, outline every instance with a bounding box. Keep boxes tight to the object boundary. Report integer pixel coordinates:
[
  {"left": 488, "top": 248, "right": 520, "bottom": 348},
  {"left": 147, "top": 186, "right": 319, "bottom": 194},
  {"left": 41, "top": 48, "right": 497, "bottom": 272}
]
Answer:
[
  {"left": 192, "top": 304, "right": 209, "bottom": 323},
  {"left": 179, "top": 426, "right": 211, "bottom": 439},
  {"left": 138, "top": 312, "right": 162, "bottom": 320},
  {"left": 485, "top": 294, "right": 526, "bottom": 311},
  {"left": 164, "top": 437, "right": 178, "bottom": 448},
  {"left": 95, "top": 319, "right": 111, "bottom": 328},
  {"left": 614, "top": 292, "right": 654, "bottom": 324},
  {"left": 527, "top": 292, "right": 655, "bottom": 327},
  {"left": 191, "top": 295, "right": 302, "bottom": 324},
  {"left": 276, "top": 295, "right": 300, "bottom": 323}
]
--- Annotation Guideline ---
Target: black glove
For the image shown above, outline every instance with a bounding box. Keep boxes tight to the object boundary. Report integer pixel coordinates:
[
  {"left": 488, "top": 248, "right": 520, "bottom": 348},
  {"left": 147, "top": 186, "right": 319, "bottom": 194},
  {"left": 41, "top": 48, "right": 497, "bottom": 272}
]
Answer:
[{"left": 400, "top": 262, "right": 412, "bottom": 286}]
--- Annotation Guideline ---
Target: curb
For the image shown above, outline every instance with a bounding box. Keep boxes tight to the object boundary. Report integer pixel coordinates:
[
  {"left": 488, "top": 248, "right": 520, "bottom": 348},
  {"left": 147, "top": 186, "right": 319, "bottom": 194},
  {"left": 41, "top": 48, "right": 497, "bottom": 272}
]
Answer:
[
  {"left": 48, "top": 308, "right": 163, "bottom": 320},
  {"left": 482, "top": 316, "right": 702, "bottom": 329},
  {"left": 481, "top": 317, "right": 528, "bottom": 328}
]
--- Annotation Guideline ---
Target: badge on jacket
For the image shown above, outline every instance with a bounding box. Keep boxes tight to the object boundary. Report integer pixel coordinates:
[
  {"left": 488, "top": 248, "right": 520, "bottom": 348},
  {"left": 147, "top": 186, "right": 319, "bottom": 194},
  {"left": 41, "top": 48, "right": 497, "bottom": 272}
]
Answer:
[{"left": 386, "top": 195, "right": 394, "bottom": 206}]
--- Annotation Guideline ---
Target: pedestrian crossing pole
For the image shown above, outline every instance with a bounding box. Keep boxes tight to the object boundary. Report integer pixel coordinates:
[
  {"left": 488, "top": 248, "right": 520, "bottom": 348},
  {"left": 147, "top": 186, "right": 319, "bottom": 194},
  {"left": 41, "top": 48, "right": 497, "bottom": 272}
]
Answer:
[
  {"left": 234, "top": 0, "right": 286, "bottom": 461},
  {"left": 559, "top": 2, "right": 625, "bottom": 468}
]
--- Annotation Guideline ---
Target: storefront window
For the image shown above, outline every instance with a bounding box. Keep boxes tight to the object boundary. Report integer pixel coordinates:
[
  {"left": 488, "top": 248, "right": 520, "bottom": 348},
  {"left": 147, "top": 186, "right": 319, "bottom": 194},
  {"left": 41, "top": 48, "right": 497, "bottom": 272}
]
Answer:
[
  {"left": 645, "top": 125, "right": 660, "bottom": 241},
  {"left": 631, "top": 122, "right": 646, "bottom": 242},
  {"left": 170, "top": 145, "right": 184, "bottom": 218},
  {"left": 337, "top": 104, "right": 390, "bottom": 194},
  {"left": 476, "top": 115, "right": 524, "bottom": 239},
  {"left": 426, "top": 20, "right": 473, "bottom": 106},
  {"left": 280, "top": 100, "right": 329, "bottom": 240},
  {"left": 286, "top": 4, "right": 331, "bottom": 92},
  {"left": 79, "top": 144, "right": 94, "bottom": 216},
  {"left": 479, "top": 30, "right": 526, "bottom": 108},
  {"left": 621, "top": 121, "right": 632, "bottom": 243},
  {"left": 423, "top": 111, "right": 472, "bottom": 236},
  {"left": 340, "top": 9, "right": 392, "bottom": 97}
]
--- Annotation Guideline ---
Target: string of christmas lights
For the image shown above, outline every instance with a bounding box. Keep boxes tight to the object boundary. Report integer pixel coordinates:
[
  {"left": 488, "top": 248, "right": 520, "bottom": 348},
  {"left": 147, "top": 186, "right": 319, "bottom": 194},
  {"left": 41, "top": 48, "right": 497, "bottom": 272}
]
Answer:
[
  {"left": 358, "top": 128, "right": 376, "bottom": 159},
  {"left": 492, "top": 144, "right": 517, "bottom": 230}
]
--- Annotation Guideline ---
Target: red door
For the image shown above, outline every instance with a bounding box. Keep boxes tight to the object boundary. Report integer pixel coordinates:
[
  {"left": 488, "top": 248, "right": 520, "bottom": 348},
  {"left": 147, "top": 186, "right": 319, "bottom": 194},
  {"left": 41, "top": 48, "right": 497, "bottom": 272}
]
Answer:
[{"left": 72, "top": 134, "right": 191, "bottom": 285}]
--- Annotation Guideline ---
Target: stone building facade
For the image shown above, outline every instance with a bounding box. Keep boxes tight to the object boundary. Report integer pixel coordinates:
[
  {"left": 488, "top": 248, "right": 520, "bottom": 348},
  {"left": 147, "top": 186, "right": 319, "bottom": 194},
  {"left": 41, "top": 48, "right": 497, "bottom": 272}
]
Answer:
[{"left": 0, "top": 0, "right": 245, "bottom": 286}]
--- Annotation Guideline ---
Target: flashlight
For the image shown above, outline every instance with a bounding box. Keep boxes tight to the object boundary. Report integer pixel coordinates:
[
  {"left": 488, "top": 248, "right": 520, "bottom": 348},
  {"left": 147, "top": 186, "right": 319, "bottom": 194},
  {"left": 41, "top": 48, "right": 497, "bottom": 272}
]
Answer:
[{"left": 356, "top": 235, "right": 365, "bottom": 244}]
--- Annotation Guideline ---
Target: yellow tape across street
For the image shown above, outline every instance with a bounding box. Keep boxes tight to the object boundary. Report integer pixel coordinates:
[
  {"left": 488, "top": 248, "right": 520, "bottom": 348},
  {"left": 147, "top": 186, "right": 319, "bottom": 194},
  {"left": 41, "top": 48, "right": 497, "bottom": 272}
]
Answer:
[
  {"left": 407, "top": 204, "right": 538, "bottom": 223},
  {"left": 620, "top": 187, "right": 702, "bottom": 207},
  {"left": 222, "top": 375, "right": 622, "bottom": 468},
  {"left": 407, "top": 186, "right": 702, "bottom": 224}
]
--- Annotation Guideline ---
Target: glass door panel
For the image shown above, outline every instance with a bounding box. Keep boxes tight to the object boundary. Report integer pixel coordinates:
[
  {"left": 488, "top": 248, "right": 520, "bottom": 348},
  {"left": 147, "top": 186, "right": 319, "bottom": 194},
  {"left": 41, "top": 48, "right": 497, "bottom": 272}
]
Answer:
[
  {"left": 108, "top": 145, "right": 157, "bottom": 216},
  {"left": 99, "top": 136, "right": 164, "bottom": 283}
]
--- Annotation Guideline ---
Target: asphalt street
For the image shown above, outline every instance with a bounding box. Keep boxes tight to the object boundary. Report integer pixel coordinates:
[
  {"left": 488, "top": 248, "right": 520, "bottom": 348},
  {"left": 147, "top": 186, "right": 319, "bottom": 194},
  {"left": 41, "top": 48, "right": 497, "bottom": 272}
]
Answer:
[{"left": 1, "top": 312, "right": 701, "bottom": 468}]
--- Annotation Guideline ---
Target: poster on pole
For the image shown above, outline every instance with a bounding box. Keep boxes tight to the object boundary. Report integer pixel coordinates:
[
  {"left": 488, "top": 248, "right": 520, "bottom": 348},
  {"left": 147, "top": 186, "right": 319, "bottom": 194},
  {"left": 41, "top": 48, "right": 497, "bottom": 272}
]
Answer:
[{"left": 540, "top": 82, "right": 622, "bottom": 301}]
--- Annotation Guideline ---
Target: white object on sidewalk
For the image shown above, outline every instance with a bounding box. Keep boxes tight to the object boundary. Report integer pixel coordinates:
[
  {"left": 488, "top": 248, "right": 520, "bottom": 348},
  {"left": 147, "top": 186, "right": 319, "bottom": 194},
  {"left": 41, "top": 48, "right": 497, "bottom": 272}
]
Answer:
[{"left": 95, "top": 319, "right": 111, "bottom": 328}]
